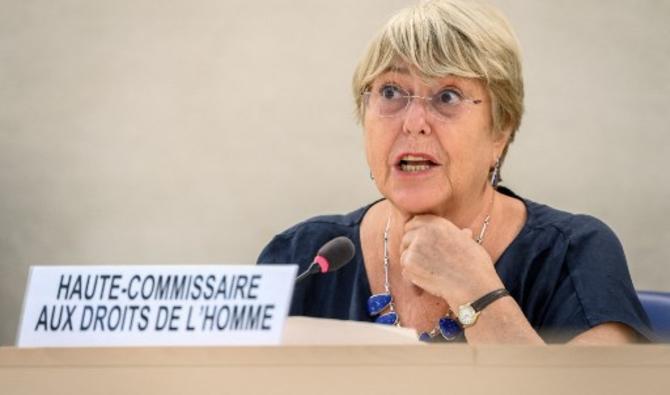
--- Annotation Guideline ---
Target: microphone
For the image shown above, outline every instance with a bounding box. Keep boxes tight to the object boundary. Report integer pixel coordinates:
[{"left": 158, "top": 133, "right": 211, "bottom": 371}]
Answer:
[{"left": 295, "top": 236, "right": 355, "bottom": 283}]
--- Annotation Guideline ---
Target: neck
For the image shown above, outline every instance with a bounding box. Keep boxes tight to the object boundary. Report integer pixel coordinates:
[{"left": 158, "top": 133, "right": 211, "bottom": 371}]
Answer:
[{"left": 388, "top": 184, "right": 496, "bottom": 234}]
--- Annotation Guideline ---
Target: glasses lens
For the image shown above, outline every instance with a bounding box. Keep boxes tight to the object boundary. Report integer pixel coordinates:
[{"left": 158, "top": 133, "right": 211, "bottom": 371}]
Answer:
[
  {"left": 377, "top": 96, "right": 407, "bottom": 116},
  {"left": 431, "top": 90, "right": 463, "bottom": 119},
  {"left": 364, "top": 87, "right": 478, "bottom": 120},
  {"left": 366, "top": 85, "right": 408, "bottom": 117}
]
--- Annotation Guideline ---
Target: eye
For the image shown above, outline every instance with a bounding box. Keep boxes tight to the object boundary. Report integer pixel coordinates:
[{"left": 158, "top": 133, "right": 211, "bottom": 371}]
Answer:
[
  {"left": 437, "top": 89, "right": 462, "bottom": 105},
  {"left": 379, "top": 84, "right": 404, "bottom": 100}
]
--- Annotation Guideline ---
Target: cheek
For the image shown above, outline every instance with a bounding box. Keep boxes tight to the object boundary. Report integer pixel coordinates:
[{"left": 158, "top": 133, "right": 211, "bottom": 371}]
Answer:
[
  {"left": 438, "top": 130, "right": 493, "bottom": 185},
  {"left": 363, "top": 121, "right": 393, "bottom": 173},
  {"left": 363, "top": 129, "right": 375, "bottom": 168}
]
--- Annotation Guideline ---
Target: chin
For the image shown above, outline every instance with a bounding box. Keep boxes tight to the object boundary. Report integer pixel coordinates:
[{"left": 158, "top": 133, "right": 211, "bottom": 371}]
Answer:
[{"left": 388, "top": 188, "right": 450, "bottom": 216}]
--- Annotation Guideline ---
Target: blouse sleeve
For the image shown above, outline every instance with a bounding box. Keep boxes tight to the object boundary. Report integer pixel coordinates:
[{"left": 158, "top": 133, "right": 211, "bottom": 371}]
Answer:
[{"left": 538, "top": 215, "right": 654, "bottom": 342}]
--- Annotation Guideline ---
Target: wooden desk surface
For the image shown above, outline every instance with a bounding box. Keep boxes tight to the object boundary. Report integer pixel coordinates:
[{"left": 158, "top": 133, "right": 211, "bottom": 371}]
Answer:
[{"left": 1, "top": 345, "right": 668, "bottom": 395}]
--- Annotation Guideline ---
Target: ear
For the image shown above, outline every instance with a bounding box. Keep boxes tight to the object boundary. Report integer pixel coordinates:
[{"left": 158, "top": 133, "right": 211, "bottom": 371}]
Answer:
[{"left": 492, "top": 127, "right": 512, "bottom": 162}]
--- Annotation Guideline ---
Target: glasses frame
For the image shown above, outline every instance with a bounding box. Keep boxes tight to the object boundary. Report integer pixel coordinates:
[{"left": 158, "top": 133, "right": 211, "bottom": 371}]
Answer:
[{"left": 361, "top": 89, "right": 483, "bottom": 121}]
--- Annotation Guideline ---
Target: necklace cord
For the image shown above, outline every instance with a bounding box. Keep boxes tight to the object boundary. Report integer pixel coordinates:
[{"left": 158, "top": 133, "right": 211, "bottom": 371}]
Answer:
[{"left": 378, "top": 191, "right": 495, "bottom": 338}]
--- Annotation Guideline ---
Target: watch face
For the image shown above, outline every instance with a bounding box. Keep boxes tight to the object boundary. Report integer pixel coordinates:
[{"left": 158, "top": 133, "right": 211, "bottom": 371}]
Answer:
[{"left": 458, "top": 305, "right": 477, "bottom": 326}]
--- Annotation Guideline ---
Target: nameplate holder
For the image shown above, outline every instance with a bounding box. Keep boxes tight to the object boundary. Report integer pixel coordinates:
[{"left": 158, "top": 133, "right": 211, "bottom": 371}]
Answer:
[{"left": 17, "top": 264, "right": 297, "bottom": 347}]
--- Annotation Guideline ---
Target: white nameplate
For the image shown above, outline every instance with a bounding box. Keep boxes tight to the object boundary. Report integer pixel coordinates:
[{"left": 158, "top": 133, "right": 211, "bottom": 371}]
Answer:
[{"left": 17, "top": 264, "right": 297, "bottom": 347}]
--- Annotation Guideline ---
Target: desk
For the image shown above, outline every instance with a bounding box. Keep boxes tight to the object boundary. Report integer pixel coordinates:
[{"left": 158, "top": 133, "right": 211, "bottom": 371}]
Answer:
[{"left": 1, "top": 345, "right": 668, "bottom": 395}]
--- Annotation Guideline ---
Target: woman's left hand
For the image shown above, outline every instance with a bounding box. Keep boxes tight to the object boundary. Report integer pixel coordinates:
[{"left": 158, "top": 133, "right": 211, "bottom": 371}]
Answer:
[{"left": 400, "top": 215, "right": 504, "bottom": 306}]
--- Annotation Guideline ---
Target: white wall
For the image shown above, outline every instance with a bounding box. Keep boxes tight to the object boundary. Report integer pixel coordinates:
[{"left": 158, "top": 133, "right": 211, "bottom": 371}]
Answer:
[{"left": 1, "top": 0, "right": 668, "bottom": 345}]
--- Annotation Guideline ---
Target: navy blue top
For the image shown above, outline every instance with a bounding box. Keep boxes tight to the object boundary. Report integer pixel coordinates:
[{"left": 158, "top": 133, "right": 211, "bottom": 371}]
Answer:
[{"left": 257, "top": 188, "right": 652, "bottom": 343}]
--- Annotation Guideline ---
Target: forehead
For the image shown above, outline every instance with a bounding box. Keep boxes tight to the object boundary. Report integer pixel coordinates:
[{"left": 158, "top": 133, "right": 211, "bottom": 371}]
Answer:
[{"left": 373, "top": 64, "right": 483, "bottom": 92}]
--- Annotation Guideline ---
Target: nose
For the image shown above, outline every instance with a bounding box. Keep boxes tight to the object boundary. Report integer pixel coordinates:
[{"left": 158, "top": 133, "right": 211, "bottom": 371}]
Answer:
[{"left": 402, "top": 96, "right": 432, "bottom": 136}]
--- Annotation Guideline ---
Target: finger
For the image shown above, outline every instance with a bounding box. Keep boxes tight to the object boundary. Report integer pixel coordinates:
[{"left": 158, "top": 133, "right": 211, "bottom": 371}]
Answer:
[
  {"left": 405, "top": 214, "right": 440, "bottom": 231},
  {"left": 401, "top": 267, "right": 410, "bottom": 281},
  {"left": 401, "top": 247, "right": 417, "bottom": 266},
  {"left": 400, "top": 264, "right": 416, "bottom": 280},
  {"left": 400, "top": 229, "right": 416, "bottom": 250},
  {"left": 401, "top": 267, "right": 424, "bottom": 289},
  {"left": 461, "top": 228, "right": 474, "bottom": 239},
  {"left": 399, "top": 248, "right": 409, "bottom": 267},
  {"left": 406, "top": 215, "right": 461, "bottom": 233},
  {"left": 403, "top": 217, "right": 418, "bottom": 232}
]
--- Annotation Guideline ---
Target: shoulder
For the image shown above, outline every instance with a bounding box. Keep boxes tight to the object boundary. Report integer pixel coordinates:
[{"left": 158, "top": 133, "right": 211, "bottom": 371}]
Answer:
[
  {"left": 276, "top": 204, "right": 369, "bottom": 239},
  {"left": 511, "top": 190, "right": 626, "bottom": 275},
  {"left": 256, "top": 202, "right": 376, "bottom": 266},
  {"left": 499, "top": 187, "right": 625, "bottom": 281},
  {"left": 502, "top": 187, "right": 621, "bottom": 251},
  {"left": 525, "top": 198, "right": 625, "bottom": 273},
  {"left": 498, "top": 188, "right": 651, "bottom": 341}
]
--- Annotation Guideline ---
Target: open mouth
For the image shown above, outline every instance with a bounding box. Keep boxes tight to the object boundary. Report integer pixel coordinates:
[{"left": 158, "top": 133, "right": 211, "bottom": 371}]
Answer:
[{"left": 397, "top": 154, "right": 439, "bottom": 173}]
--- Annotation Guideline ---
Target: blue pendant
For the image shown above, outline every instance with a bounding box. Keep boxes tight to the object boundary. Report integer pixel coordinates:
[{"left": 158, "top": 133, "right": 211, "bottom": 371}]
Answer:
[
  {"left": 438, "top": 316, "right": 462, "bottom": 341},
  {"left": 418, "top": 332, "right": 433, "bottom": 342},
  {"left": 367, "top": 293, "right": 392, "bottom": 315},
  {"left": 375, "top": 311, "right": 398, "bottom": 325}
]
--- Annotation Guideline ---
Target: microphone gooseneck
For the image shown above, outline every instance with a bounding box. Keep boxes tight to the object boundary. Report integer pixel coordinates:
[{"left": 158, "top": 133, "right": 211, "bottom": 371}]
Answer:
[
  {"left": 294, "top": 264, "right": 321, "bottom": 283},
  {"left": 295, "top": 236, "right": 355, "bottom": 283}
]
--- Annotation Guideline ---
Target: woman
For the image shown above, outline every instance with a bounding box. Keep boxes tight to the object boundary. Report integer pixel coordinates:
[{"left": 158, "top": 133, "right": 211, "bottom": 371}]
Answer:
[{"left": 258, "top": 0, "right": 651, "bottom": 344}]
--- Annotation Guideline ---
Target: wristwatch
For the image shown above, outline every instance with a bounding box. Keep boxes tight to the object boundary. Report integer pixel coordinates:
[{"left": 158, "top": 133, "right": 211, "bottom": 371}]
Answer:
[{"left": 457, "top": 288, "right": 510, "bottom": 328}]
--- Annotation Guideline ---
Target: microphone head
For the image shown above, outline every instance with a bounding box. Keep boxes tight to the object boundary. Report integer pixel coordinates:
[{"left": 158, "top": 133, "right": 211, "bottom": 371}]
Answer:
[{"left": 314, "top": 236, "right": 355, "bottom": 273}]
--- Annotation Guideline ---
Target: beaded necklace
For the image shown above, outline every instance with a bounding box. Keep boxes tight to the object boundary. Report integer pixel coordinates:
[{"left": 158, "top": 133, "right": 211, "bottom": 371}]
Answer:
[{"left": 367, "top": 202, "right": 492, "bottom": 341}]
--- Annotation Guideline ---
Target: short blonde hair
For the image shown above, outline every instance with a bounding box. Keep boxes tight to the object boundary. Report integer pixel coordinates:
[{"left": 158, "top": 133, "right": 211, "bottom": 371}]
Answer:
[{"left": 353, "top": 0, "right": 524, "bottom": 152}]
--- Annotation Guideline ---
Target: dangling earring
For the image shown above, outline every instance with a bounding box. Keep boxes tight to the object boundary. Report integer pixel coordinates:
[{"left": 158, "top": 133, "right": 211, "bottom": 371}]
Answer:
[
  {"left": 490, "top": 158, "right": 501, "bottom": 187},
  {"left": 369, "top": 171, "right": 375, "bottom": 181}
]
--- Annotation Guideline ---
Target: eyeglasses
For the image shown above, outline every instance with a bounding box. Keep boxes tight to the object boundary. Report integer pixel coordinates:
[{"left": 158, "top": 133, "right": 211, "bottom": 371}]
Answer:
[{"left": 362, "top": 84, "right": 482, "bottom": 121}]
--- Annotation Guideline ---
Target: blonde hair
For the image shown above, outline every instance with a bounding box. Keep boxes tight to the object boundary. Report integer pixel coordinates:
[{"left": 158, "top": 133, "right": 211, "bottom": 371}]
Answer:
[{"left": 352, "top": 0, "right": 524, "bottom": 156}]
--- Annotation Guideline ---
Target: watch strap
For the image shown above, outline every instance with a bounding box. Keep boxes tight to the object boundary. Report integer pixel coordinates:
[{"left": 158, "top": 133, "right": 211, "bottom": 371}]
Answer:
[{"left": 470, "top": 288, "right": 510, "bottom": 313}]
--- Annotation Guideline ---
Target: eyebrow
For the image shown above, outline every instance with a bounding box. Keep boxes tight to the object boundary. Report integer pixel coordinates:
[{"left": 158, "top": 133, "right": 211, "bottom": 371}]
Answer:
[
  {"left": 381, "top": 65, "right": 410, "bottom": 74},
  {"left": 379, "top": 67, "right": 464, "bottom": 88}
]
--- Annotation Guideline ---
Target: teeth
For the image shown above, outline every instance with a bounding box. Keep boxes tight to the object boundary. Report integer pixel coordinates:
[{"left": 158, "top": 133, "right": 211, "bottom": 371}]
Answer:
[
  {"left": 400, "top": 163, "right": 430, "bottom": 172},
  {"left": 401, "top": 155, "right": 428, "bottom": 161},
  {"left": 399, "top": 154, "right": 434, "bottom": 172}
]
